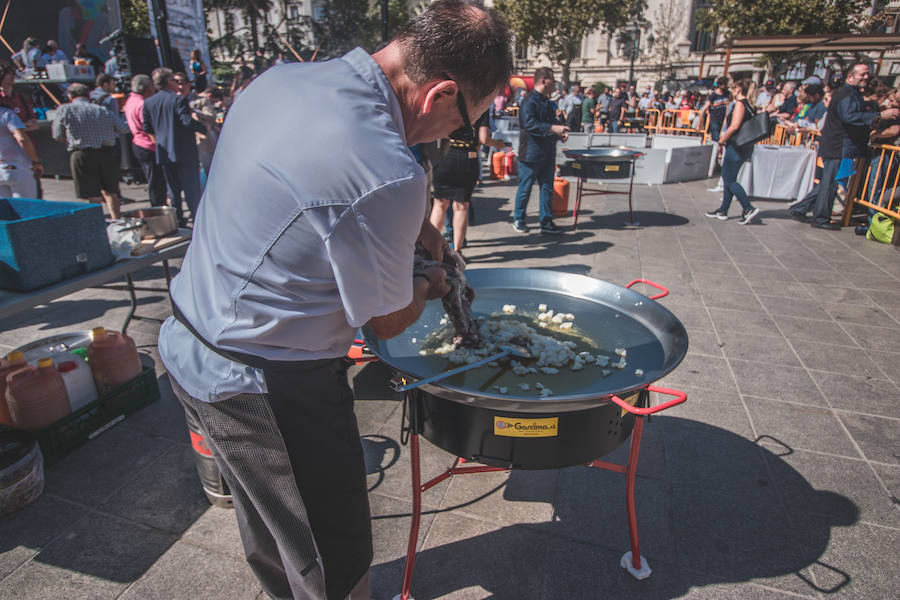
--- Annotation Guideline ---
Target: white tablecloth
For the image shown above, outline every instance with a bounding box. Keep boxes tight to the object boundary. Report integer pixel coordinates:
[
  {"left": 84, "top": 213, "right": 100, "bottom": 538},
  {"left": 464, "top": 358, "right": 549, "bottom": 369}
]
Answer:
[{"left": 737, "top": 145, "right": 816, "bottom": 201}]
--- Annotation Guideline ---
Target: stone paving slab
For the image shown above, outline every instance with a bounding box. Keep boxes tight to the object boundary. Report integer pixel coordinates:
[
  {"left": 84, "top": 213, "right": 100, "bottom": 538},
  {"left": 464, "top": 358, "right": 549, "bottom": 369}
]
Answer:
[{"left": 1, "top": 174, "right": 899, "bottom": 599}]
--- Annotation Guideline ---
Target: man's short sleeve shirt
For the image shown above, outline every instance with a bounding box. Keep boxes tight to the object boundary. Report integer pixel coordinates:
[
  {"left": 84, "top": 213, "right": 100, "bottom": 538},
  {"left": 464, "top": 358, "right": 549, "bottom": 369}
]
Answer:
[
  {"left": 159, "top": 48, "right": 426, "bottom": 402},
  {"left": 0, "top": 107, "right": 27, "bottom": 166}
]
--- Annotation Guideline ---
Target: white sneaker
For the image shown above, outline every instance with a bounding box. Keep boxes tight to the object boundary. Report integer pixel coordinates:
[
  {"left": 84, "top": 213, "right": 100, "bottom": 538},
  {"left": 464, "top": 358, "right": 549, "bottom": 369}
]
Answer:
[
  {"left": 707, "top": 186, "right": 723, "bottom": 193},
  {"left": 739, "top": 207, "right": 760, "bottom": 225}
]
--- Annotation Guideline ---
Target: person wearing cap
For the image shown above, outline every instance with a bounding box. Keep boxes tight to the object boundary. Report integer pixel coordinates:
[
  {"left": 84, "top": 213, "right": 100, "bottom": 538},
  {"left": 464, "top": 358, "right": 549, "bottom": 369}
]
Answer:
[
  {"left": 756, "top": 79, "right": 775, "bottom": 110},
  {"left": 801, "top": 75, "right": 822, "bottom": 89}
]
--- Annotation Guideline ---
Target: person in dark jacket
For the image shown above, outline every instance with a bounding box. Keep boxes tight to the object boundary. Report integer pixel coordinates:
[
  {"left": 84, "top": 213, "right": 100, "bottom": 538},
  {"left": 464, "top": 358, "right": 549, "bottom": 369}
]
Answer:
[
  {"left": 789, "top": 62, "right": 898, "bottom": 229},
  {"left": 512, "top": 67, "right": 569, "bottom": 234},
  {"left": 142, "top": 67, "right": 207, "bottom": 226}
]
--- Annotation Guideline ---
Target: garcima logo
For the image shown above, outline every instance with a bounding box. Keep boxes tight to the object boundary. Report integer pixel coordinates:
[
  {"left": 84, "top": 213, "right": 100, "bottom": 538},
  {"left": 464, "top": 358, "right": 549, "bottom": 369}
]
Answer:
[{"left": 513, "top": 422, "right": 556, "bottom": 431}]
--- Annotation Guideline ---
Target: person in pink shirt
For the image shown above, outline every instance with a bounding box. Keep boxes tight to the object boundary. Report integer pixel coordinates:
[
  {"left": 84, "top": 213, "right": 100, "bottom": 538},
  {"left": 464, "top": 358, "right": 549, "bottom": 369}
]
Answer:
[{"left": 124, "top": 74, "right": 166, "bottom": 207}]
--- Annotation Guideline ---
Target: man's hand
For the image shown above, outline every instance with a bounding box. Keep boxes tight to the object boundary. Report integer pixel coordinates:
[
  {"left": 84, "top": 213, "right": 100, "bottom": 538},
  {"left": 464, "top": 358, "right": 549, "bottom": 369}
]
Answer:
[
  {"left": 550, "top": 124, "right": 569, "bottom": 137},
  {"left": 419, "top": 265, "right": 451, "bottom": 300},
  {"left": 417, "top": 219, "right": 447, "bottom": 262},
  {"left": 880, "top": 107, "right": 900, "bottom": 121},
  {"left": 31, "top": 162, "right": 43, "bottom": 178}
]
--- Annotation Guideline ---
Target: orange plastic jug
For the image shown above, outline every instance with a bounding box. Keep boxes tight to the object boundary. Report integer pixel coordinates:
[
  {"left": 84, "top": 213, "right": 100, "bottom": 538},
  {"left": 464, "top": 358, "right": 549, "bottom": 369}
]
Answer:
[
  {"left": 88, "top": 327, "right": 142, "bottom": 395},
  {"left": 6, "top": 357, "right": 71, "bottom": 431},
  {"left": 491, "top": 151, "right": 505, "bottom": 179},
  {"left": 552, "top": 178, "right": 570, "bottom": 217},
  {"left": 0, "top": 351, "right": 28, "bottom": 426}
]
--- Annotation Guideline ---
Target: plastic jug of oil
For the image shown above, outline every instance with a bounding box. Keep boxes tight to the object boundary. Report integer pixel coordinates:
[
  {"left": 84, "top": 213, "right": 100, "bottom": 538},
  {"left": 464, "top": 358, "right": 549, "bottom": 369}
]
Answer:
[
  {"left": 87, "top": 327, "right": 142, "bottom": 395},
  {"left": 53, "top": 353, "right": 98, "bottom": 412},
  {"left": 6, "top": 358, "right": 71, "bottom": 432},
  {"left": 0, "top": 351, "right": 28, "bottom": 426}
]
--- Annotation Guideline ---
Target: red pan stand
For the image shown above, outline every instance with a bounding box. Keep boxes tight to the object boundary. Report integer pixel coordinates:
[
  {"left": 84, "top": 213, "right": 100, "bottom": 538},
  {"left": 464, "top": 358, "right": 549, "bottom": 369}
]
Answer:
[{"left": 392, "top": 385, "right": 687, "bottom": 600}]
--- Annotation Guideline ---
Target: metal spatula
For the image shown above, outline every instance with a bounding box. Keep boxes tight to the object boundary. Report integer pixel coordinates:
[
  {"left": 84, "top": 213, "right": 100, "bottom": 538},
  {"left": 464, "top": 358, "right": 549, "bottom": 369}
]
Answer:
[{"left": 391, "top": 344, "right": 531, "bottom": 392}]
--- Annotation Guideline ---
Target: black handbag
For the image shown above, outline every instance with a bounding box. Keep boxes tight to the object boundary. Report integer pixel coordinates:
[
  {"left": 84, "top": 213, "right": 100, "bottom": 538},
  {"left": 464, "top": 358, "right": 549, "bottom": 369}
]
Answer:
[{"left": 731, "top": 101, "right": 773, "bottom": 147}]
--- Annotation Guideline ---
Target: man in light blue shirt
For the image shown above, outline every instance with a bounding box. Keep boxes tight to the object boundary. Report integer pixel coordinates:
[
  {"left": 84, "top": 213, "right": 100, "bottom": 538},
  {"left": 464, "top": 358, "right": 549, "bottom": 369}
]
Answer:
[{"left": 159, "top": 1, "right": 513, "bottom": 598}]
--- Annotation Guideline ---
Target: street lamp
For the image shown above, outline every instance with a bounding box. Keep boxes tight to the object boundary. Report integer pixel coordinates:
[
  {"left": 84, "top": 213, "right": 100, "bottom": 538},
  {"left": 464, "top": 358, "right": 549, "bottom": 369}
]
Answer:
[{"left": 619, "top": 22, "right": 653, "bottom": 88}]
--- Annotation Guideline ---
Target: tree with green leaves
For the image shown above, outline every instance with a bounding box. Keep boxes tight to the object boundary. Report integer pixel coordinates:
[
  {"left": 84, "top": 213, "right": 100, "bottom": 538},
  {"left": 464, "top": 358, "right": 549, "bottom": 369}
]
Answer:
[
  {"left": 696, "top": 0, "right": 872, "bottom": 76},
  {"left": 121, "top": 0, "right": 151, "bottom": 38},
  {"left": 495, "top": 0, "right": 646, "bottom": 87}
]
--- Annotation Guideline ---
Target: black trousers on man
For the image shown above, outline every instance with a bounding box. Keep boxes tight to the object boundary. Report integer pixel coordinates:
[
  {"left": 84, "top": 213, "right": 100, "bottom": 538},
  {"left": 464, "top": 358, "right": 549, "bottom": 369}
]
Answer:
[
  {"left": 791, "top": 157, "right": 841, "bottom": 226},
  {"left": 131, "top": 143, "right": 167, "bottom": 207}
]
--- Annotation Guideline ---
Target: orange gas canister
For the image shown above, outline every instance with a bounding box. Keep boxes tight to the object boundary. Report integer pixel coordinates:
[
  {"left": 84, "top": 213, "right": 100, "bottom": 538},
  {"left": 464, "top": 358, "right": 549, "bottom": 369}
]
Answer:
[
  {"left": 6, "top": 358, "right": 71, "bottom": 431},
  {"left": 88, "top": 327, "right": 142, "bottom": 395},
  {"left": 491, "top": 151, "right": 505, "bottom": 179},
  {"left": 552, "top": 178, "right": 570, "bottom": 217},
  {"left": 0, "top": 351, "right": 28, "bottom": 426}
]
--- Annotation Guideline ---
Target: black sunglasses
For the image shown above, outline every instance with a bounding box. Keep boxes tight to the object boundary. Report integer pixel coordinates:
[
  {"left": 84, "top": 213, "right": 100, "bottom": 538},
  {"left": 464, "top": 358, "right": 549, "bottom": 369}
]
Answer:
[{"left": 444, "top": 74, "right": 471, "bottom": 131}]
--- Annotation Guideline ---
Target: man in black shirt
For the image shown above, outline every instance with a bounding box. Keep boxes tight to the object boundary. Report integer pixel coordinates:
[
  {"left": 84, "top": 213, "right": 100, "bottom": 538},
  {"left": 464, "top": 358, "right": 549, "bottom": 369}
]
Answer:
[
  {"left": 607, "top": 88, "right": 626, "bottom": 133},
  {"left": 789, "top": 63, "right": 898, "bottom": 229}
]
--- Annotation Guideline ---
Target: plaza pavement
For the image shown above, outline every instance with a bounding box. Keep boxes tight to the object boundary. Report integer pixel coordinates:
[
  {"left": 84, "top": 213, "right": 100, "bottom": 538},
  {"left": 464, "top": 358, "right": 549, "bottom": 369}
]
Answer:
[{"left": 1, "top": 174, "right": 898, "bottom": 599}]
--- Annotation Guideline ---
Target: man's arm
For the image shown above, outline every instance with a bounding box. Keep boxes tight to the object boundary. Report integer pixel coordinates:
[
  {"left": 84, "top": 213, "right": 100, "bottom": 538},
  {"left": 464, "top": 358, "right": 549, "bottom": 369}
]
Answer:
[
  {"left": 51, "top": 107, "right": 66, "bottom": 142},
  {"left": 367, "top": 266, "right": 449, "bottom": 339},
  {"left": 11, "top": 128, "right": 42, "bottom": 177},
  {"left": 417, "top": 217, "right": 446, "bottom": 263},
  {"left": 141, "top": 104, "right": 154, "bottom": 134},
  {"left": 520, "top": 97, "right": 553, "bottom": 136},
  {"left": 176, "top": 96, "right": 207, "bottom": 134},
  {"left": 835, "top": 94, "right": 881, "bottom": 127}
]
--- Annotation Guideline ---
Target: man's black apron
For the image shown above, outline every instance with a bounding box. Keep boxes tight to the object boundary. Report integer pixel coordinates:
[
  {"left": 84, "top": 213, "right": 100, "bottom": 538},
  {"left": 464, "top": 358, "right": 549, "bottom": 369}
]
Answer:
[{"left": 172, "top": 305, "right": 372, "bottom": 600}]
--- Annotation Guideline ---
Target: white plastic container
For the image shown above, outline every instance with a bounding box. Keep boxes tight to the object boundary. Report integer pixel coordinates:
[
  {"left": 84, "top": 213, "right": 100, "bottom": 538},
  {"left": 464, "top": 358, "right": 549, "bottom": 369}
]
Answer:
[{"left": 52, "top": 353, "right": 98, "bottom": 412}]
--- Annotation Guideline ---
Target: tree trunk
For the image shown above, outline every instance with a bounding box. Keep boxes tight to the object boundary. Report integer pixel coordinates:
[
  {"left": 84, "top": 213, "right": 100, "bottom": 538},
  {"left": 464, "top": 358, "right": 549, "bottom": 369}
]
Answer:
[
  {"left": 249, "top": 8, "right": 260, "bottom": 53},
  {"left": 560, "top": 59, "right": 571, "bottom": 89}
]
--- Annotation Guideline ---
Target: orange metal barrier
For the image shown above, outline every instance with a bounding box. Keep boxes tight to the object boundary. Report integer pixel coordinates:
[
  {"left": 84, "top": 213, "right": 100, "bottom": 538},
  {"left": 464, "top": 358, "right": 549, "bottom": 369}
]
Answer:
[
  {"left": 844, "top": 144, "right": 900, "bottom": 226},
  {"left": 649, "top": 109, "right": 709, "bottom": 141},
  {"left": 758, "top": 124, "right": 820, "bottom": 148}
]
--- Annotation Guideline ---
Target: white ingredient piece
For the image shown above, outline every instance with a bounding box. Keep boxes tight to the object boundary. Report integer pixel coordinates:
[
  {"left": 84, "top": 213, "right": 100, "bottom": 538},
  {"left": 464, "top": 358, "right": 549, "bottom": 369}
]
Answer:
[
  {"left": 565, "top": 313, "right": 575, "bottom": 320},
  {"left": 551, "top": 313, "right": 565, "bottom": 324},
  {"left": 559, "top": 322, "right": 573, "bottom": 330},
  {"left": 499, "top": 387, "right": 508, "bottom": 394},
  {"left": 540, "top": 388, "right": 553, "bottom": 397},
  {"left": 539, "top": 366, "right": 559, "bottom": 374},
  {"left": 502, "top": 304, "right": 516, "bottom": 314},
  {"left": 615, "top": 347, "right": 627, "bottom": 357},
  {"left": 519, "top": 383, "right": 530, "bottom": 390},
  {"left": 601, "top": 369, "right": 611, "bottom": 376},
  {"left": 535, "top": 382, "right": 544, "bottom": 389},
  {"left": 595, "top": 356, "right": 610, "bottom": 367},
  {"left": 634, "top": 369, "right": 644, "bottom": 376},
  {"left": 538, "top": 303, "right": 547, "bottom": 312}
]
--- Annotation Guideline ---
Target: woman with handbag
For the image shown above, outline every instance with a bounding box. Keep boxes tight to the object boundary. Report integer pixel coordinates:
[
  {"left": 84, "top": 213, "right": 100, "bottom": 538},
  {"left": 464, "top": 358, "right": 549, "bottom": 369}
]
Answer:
[{"left": 706, "top": 79, "right": 760, "bottom": 225}]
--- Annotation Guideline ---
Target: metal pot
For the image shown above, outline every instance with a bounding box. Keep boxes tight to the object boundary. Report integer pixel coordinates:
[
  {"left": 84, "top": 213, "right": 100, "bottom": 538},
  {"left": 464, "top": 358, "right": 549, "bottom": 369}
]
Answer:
[
  {"left": 121, "top": 207, "right": 178, "bottom": 239},
  {"left": 362, "top": 269, "right": 689, "bottom": 469},
  {"left": 558, "top": 147, "right": 644, "bottom": 180}
]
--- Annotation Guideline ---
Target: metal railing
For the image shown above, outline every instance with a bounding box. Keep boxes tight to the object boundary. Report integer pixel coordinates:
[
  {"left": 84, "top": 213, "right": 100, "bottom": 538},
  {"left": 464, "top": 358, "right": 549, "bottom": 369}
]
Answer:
[
  {"left": 644, "top": 109, "right": 709, "bottom": 141},
  {"left": 758, "top": 124, "right": 819, "bottom": 148},
  {"left": 844, "top": 144, "right": 900, "bottom": 226}
]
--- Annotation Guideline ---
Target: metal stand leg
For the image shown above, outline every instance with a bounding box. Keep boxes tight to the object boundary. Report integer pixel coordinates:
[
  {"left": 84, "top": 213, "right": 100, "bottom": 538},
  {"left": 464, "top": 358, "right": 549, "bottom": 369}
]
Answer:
[
  {"left": 163, "top": 259, "right": 175, "bottom": 313},
  {"left": 573, "top": 177, "right": 584, "bottom": 231},
  {"left": 122, "top": 273, "right": 138, "bottom": 334},
  {"left": 619, "top": 416, "right": 651, "bottom": 579},
  {"left": 625, "top": 169, "right": 639, "bottom": 226},
  {"left": 395, "top": 432, "right": 422, "bottom": 600}
]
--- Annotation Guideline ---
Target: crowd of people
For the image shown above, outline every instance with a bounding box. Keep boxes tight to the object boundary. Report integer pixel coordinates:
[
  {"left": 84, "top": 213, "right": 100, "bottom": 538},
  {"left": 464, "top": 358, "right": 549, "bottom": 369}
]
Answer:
[{"left": 0, "top": 36, "right": 259, "bottom": 227}]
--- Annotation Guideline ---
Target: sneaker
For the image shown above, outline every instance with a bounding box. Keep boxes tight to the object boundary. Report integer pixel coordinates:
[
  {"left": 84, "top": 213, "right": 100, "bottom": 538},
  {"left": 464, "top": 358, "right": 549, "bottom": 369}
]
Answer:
[
  {"left": 705, "top": 209, "right": 727, "bottom": 220},
  {"left": 706, "top": 186, "right": 723, "bottom": 193},
  {"left": 789, "top": 211, "right": 809, "bottom": 222},
  {"left": 540, "top": 221, "right": 564, "bottom": 235},
  {"left": 739, "top": 207, "right": 759, "bottom": 225},
  {"left": 512, "top": 221, "right": 528, "bottom": 233}
]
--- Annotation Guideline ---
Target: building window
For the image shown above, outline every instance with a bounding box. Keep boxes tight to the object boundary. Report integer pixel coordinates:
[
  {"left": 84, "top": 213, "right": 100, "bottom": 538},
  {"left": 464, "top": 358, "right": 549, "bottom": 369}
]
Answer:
[
  {"left": 691, "top": 30, "right": 715, "bottom": 52},
  {"left": 515, "top": 40, "right": 527, "bottom": 60},
  {"left": 690, "top": 0, "right": 715, "bottom": 52},
  {"left": 312, "top": 2, "right": 325, "bottom": 23},
  {"left": 288, "top": 5, "right": 300, "bottom": 21}
]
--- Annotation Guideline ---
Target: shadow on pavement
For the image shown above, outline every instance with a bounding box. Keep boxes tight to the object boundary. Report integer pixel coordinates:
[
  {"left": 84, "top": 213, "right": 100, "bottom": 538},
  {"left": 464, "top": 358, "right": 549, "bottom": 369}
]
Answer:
[{"left": 371, "top": 416, "right": 858, "bottom": 599}]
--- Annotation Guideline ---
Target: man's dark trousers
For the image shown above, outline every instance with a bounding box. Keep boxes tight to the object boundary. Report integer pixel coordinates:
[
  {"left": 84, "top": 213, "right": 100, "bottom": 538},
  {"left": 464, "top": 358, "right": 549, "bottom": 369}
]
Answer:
[
  {"left": 163, "top": 160, "right": 203, "bottom": 223},
  {"left": 792, "top": 157, "right": 841, "bottom": 226},
  {"left": 131, "top": 143, "right": 167, "bottom": 207}
]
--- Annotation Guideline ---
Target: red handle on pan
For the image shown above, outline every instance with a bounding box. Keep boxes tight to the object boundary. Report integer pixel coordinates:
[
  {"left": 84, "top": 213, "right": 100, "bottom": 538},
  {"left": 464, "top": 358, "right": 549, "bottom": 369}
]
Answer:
[
  {"left": 347, "top": 339, "right": 379, "bottom": 364},
  {"left": 625, "top": 279, "right": 669, "bottom": 300},
  {"left": 609, "top": 385, "right": 686, "bottom": 415}
]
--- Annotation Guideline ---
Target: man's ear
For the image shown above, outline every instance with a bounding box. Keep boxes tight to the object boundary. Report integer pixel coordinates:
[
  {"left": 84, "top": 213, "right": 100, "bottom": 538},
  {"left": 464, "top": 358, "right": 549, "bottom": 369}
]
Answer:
[{"left": 422, "top": 80, "right": 457, "bottom": 115}]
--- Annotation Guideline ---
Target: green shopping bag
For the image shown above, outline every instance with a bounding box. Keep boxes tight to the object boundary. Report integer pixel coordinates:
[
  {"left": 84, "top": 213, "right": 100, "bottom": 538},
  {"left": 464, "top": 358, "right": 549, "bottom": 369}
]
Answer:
[{"left": 866, "top": 213, "right": 895, "bottom": 244}]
